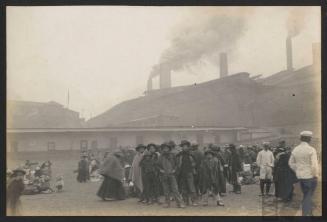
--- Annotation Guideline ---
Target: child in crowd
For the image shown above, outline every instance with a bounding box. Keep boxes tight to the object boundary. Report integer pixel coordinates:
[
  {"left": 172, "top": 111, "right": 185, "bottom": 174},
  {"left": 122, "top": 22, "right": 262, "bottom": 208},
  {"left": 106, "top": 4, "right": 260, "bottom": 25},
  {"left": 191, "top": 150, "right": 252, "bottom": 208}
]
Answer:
[{"left": 55, "top": 175, "right": 64, "bottom": 192}]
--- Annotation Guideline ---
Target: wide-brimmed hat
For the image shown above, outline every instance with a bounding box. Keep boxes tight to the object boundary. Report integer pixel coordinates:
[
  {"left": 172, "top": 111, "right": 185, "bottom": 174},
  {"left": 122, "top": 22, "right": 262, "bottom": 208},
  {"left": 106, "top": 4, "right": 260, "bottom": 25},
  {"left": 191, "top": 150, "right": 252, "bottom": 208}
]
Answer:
[
  {"left": 146, "top": 143, "right": 157, "bottom": 150},
  {"left": 135, "top": 144, "right": 146, "bottom": 151},
  {"left": 168, "top": 140, "right": 176, "bottom": 148},
  {"left": 161, "top": 142, "right": 172, "bottom": 150},
  {"left": 204, "top": 150, "right": 215, "bottom": 156},
  {"left": 179, "top": 140, "right": 191, "bottom": 147},
  {"left": 113, "top": 150, "right": 124, "bottom": 157},
  {"left": 12, "top": 168, "right": 26, "bottom": 176}
]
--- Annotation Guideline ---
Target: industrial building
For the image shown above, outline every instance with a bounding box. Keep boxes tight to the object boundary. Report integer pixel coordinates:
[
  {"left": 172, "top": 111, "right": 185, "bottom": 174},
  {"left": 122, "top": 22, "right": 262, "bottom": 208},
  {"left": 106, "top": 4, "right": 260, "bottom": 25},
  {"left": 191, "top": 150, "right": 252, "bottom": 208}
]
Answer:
[{"left": 7, "top": 38, "right": 321, "bottom": 153}]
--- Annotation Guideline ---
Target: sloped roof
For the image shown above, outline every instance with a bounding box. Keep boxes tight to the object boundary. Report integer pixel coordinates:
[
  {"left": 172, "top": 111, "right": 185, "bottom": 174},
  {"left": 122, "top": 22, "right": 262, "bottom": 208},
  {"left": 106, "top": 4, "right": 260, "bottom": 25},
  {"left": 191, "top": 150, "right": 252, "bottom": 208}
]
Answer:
[
  {"left": 87, "top": 65, "right": 319, "bottom": 130},
  {"left": 87, "top": 72, "right": 265, "bottom": 127},
  {"left": 7, "top": 100, "right": 84, "bottom": 128}
]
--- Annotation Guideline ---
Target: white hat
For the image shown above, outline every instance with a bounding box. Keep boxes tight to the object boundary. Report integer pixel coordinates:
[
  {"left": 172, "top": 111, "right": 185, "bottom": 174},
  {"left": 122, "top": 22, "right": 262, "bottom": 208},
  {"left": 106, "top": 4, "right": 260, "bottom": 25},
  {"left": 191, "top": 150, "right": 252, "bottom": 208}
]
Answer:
[{"left": 300, "top": 131, "right": 313, "bottom": 137}]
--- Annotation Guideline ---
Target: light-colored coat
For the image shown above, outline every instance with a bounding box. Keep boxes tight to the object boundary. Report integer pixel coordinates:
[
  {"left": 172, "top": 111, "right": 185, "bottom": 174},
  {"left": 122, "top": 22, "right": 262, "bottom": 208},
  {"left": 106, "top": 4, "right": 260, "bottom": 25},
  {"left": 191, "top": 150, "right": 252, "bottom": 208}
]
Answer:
[
  {"left": 256, "top": 149, "right": 274, "bottom": 180},
  {"left": 289, "top": 142, "right": 319, "bottom": 179},
  {"left": 129, "top": 153, "right": 144, "bottom": 192}
]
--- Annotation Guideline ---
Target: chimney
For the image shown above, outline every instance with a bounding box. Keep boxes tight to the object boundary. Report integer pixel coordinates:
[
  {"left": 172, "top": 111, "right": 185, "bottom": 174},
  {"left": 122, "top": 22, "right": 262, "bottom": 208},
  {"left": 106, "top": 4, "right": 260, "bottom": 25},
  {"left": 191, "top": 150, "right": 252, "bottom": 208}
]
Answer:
[
  {"left": 147, "top": 77, "right": 153, "bottom": 91},
  {"left": 312, "top": 42, "right": 321, "bottom": 72},
  {"left": 219, "top": 52, "right": 228, "bottom": 78},
  {"left": 286, "top": 37, "right": 294, "bottom": 71},
  {"left": 159, "top": 65, "right": 171, "bottom": 89}
]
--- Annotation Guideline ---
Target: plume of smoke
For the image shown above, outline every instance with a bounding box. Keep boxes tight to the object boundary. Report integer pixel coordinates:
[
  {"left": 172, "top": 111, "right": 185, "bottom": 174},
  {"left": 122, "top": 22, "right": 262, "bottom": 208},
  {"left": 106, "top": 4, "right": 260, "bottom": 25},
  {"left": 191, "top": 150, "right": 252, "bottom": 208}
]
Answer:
[
  {"left": 286, "top": 7, "right": 307, "bottom": 38},
  {"left": 150, "top": 8, "right": 252, "bottom": 78}
]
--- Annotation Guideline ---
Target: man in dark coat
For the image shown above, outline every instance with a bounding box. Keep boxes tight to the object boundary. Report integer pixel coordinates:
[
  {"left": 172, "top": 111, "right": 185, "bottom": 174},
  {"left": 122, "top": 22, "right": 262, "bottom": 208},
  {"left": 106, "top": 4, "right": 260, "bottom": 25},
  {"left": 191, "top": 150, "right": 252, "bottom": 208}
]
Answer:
[
  {"left": 77, "top": 154, "right": 89, "bottom": 183},
  {"left": 199, "top": 150, "right": 225, "bottom": 206},
  {"left": 176, "top": 140, "right": 198, "bottom": 206},
  {"left": 274, "top": 146, "right": 296, "bottom": 201},
  {"left": 157, "top": 143, "right": 185, "bottom": 208},
  {"left": 139, "top": 143, "right": 161, "bottom": 204},
  {"left": 191, "top": 143, "right": 204, "bottom": 197},
  {"left": 7, "top": 168, "right": 26, "bottom": 216},
  {"left": 228, "top": 144, "right": 242, "bottom": 194},
  {"left": 222, "top": 144, "right": 232, "bottom": 183}
]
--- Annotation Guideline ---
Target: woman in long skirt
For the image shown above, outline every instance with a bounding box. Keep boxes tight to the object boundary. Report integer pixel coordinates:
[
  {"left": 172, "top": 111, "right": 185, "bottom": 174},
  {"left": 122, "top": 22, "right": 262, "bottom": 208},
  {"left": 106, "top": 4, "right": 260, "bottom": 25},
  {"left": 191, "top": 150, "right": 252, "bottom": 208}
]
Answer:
[{"left": 97, "top": 151, "right": 126, "bottom": 200}]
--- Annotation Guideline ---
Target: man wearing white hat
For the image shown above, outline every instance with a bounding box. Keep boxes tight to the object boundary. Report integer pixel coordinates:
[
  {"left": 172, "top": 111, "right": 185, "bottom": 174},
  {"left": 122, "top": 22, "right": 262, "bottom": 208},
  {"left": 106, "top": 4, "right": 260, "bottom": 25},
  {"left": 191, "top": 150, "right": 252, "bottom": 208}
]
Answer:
[{"left": 289, "top": 131, "right": 319, "bottom": 216}]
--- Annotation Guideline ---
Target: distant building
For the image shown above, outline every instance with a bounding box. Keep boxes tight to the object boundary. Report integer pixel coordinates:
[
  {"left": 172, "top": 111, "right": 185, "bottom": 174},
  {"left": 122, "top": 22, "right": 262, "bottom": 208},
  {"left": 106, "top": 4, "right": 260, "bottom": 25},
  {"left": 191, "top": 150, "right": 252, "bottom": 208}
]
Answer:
[{"left": 7, "top": 100, "right": 85, "bottom": 128}]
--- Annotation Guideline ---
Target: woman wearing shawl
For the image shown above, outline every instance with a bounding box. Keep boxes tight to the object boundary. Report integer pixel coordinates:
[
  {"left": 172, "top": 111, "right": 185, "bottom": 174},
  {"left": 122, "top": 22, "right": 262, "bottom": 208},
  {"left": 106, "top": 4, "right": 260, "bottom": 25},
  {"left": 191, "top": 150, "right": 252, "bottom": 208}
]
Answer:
[
  {"left": 209, "top": 145, "right": 227, "bottom": 195},
  {"left": 97, "top": 150, "right": 126, "bottom": 200},
  {"left": 199, "top": 150, "right": 224, "bottom": 206},
  {"left": 128, "top": 144, "right": 145, "bottom": 202}
]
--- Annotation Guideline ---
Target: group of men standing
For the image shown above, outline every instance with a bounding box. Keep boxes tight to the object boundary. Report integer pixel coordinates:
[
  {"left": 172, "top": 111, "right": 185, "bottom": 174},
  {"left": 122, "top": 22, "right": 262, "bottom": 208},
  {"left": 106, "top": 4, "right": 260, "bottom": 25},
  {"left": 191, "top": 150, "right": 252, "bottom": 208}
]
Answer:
[{"left": 127, "top": 140, "right": 244, "bottom": 208}]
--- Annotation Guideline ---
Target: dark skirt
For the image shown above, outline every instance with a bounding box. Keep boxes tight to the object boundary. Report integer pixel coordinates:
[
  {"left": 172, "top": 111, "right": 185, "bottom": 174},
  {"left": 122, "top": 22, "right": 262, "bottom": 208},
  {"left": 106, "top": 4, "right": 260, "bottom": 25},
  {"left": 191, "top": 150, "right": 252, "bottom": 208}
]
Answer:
[
  {"left": 97, "top": 176, "right": 126, "bottom": 200},
  {"left": 275, "top": 169, "right": 296, "bottom": 200},
  {"left": 77, "top": 169, "right": 89, "bottom": 183}
]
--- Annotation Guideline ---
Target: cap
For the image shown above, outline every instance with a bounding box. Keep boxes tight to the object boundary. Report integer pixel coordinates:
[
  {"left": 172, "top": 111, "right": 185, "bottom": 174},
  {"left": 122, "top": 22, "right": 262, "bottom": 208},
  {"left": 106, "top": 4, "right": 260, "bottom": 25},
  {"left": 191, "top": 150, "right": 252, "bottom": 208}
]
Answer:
[{"left": 300, "top": 131, "right": 313, "bottom": 137}]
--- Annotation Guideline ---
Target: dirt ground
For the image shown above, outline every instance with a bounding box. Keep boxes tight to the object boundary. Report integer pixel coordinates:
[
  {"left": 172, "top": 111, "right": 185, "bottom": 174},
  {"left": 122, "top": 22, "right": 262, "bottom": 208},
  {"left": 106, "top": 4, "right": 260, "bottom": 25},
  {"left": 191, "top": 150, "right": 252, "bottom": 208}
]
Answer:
[{"left": 7, "top": 151, "right": 322, "bottom": 216}]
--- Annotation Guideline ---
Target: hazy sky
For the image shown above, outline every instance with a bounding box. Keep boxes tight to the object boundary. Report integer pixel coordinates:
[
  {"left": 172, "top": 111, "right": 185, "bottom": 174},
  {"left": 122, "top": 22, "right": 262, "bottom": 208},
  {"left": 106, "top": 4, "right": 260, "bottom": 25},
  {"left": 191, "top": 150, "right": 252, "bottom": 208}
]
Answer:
[{"left": 7, "top": 6, "right": 320, "bottom": 119}]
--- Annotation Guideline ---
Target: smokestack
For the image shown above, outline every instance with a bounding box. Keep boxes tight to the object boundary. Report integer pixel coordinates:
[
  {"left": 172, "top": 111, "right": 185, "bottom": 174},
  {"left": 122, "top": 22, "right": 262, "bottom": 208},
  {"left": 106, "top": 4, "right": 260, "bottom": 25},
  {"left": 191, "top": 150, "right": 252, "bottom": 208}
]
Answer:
[
  {"left": 312, "top": 42, "right": 321, "bottom": 72},
  {"left": 219, "top": 52, "right": 228, "bottom": 78},
  {"left": 286, "top": 37, "right": 294, "bottom": 71},
  {"left": 159, "top": 65, "right": 171, "bottom": 89},
  {"left": 147, "top": 78, "right": 153, "bottom": 91}
]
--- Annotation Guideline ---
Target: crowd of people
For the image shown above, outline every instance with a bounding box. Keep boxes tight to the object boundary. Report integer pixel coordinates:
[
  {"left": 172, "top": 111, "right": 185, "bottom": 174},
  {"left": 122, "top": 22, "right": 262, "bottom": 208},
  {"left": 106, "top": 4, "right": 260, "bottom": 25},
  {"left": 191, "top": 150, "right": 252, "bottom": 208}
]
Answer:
[
  {"left": 95, "top": 130, "right": 320, "bottom": 215},
  {"left": 6, "top": 130, "right": 320, "bottom": 216}
]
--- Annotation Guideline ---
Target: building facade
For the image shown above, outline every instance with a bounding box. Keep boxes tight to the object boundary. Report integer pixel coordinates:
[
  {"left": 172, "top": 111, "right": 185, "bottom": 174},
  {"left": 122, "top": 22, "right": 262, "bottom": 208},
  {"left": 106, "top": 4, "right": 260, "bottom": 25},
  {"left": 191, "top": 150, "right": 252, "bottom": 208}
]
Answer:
[{"left": 7, "top": 127, "right": 272, "bottom": 152}]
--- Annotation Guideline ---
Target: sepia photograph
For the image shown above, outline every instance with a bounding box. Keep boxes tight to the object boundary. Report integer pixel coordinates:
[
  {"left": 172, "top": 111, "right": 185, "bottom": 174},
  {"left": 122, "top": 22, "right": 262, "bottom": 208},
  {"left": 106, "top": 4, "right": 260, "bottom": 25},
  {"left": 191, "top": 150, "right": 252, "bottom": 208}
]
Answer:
[{"left": 5, "top": 5, "right": 323, "bottom": 217}]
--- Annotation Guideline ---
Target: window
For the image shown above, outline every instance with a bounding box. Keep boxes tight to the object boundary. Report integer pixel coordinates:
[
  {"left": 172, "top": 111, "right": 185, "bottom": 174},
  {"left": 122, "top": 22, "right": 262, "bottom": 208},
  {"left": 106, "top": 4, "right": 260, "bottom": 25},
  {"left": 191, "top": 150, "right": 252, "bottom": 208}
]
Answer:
[
  {"left": 47, "top": 142, "right": 56, "bottom": 151},
  {"left": 80, "top": 140, "right": 88, "bottom": 152}
]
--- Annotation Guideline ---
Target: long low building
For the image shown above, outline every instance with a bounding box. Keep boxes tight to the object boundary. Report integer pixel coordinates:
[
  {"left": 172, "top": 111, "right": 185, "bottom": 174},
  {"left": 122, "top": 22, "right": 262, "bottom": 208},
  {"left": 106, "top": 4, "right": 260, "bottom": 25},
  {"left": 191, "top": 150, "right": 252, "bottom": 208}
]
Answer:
[{"left": 6, "top": 126, "right": 275, "bottom": 152}]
